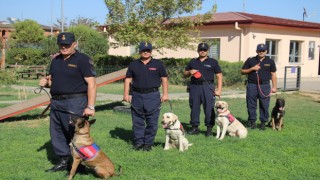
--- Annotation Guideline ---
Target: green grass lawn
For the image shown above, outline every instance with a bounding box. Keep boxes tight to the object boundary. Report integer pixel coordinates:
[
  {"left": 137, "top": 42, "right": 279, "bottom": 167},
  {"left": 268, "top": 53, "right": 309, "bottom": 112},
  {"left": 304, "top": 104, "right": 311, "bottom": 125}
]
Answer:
[{"left": 0, "top": 93, "right": 319, "bottom": 179}]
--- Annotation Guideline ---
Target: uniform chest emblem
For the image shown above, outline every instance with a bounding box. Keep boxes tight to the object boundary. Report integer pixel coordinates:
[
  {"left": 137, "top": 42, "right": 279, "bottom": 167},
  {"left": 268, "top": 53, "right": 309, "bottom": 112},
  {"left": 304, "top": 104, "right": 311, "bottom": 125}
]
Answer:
[
  {"left": 204, "top": 64, "right": 211, "bottom": 68},
  {"left": 149, "top": 67, "right": 157, "bottom": 70},
  {"left": 68, "top": 64, "right": 77, "bottom": 68},
  {"left": 264, "top": 64, "right": 270, "bottom": 66}
]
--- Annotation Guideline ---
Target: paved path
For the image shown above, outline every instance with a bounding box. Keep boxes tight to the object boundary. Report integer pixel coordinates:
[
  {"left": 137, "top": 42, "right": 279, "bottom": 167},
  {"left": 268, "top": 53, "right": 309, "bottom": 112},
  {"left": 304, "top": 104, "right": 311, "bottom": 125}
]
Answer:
[{"left": 5, "top": 76, "right": 319, "bottom": 104}]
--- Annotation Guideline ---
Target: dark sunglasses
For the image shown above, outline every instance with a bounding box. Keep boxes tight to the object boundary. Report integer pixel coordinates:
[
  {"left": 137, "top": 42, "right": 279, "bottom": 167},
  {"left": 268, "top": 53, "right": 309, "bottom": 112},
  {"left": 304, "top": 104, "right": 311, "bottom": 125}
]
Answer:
[
  {"left": 257, "top": 50, "right": 266, "bottom": 53},
  {"left": 141, "top": 49, "right": 151, "bottom": 53},
  {"left": 198, "top": 49, "right": 208, "bottom": 52}
]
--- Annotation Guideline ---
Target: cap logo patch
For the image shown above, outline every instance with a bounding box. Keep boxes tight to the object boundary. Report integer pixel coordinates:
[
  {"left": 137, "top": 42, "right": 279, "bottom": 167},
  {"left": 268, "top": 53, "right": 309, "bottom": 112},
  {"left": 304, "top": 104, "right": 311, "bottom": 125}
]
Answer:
[
  {"left": 202, "top": 43, "right": 205, "bottom": 48},
  {"left": 145, "top": 42, "right": 148, "bottom": 47},
  {"left": 62, "top": 35, "right": 66, "bottom": 40}
]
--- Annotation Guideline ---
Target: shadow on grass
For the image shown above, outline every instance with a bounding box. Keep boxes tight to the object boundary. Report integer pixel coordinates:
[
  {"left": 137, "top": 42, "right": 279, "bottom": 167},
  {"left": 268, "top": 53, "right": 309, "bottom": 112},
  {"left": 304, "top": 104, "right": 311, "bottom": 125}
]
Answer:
[
  {"left": 109, "top": 127, "right": 163, "bottom": 147},
  {"left": 3, "top": 114, "right": 49, "bottom": 123},
  {"left": 96, "top": 101, "right": 125, "bottom": 111},
  {"left": 37, "top": 140, "right": 58, "bottom": 165}
]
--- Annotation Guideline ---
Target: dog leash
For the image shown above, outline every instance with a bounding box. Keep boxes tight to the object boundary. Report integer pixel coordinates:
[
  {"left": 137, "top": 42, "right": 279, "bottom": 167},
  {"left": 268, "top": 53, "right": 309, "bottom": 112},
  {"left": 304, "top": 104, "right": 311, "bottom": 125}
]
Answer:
[
  {"left": 34, "top": 86, "right": 91, "bottom": 120},
  {"left": 256, "top": 71, "right": 272, "bottom": 97}
]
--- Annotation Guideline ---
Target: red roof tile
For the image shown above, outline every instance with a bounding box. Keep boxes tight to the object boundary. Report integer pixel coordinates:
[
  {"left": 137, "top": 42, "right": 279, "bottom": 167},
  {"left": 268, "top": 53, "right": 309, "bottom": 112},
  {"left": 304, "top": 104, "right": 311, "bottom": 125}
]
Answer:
[{"left": 205, "top": 12, "right": 320, "bottom": 29}]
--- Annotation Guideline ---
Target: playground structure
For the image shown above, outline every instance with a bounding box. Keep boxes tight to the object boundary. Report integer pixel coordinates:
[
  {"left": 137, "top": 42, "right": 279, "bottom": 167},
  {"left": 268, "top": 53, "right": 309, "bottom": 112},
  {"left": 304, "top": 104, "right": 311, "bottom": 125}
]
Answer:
[{"left": 0, "top": 68, "right": 127, "bottom": 121}]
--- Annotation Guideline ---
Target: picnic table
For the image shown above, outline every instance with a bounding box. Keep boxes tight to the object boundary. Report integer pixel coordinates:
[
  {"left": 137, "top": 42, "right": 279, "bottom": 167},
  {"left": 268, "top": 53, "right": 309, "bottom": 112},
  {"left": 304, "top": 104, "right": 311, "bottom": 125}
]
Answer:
[{"left": 19, "top": 65, "right": 47, "bottom": 79}]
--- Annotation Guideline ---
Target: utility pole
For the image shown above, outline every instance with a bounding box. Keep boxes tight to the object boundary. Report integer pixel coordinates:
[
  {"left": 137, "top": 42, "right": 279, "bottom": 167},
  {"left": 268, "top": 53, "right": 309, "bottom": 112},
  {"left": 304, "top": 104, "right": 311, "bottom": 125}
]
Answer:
[
  {"left": 61, "top": 0, "right": 64, "bottom": 32},
  {"left": 51, "top": 0, "right": 53, "bottom": 36},
  {"left": 243, "top": 0, "right": 246, "bottom": 12}
]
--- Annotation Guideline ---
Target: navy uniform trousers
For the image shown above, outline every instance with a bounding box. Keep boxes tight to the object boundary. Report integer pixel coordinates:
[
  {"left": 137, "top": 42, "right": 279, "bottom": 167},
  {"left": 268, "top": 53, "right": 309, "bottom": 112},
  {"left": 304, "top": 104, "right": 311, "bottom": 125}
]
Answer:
[
  {"left": 246, "top": 83, "right": 271, "bottom": 122},
  {"left": 50, "top": 96, "right": 87, "bottom": 156},
  {"left": 131, "top": 91, "right": 161, "bottom": 146},
  {"left": 189, "top": 83, "right": 215, "bottom": 127}
]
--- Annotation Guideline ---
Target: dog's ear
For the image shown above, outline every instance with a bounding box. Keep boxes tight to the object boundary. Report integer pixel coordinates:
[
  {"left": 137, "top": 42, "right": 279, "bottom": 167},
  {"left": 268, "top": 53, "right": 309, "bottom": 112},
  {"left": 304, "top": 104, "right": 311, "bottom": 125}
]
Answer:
[
  {"left": 88, "top": 119, "right": 96, "bottom": 126},
  {"left": 173, "top": 114, "right": 178, "bottom": 121},
  {"left": 214, "top": 102, "right": 218, "bottom": 108}
]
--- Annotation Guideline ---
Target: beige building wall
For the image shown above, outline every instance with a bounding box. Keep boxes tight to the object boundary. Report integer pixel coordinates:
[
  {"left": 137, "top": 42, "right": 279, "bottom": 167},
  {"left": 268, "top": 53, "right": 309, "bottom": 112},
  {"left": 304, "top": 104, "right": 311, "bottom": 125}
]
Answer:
[{"left": 108, "top": 24, "right": 320, "bottom": 78}]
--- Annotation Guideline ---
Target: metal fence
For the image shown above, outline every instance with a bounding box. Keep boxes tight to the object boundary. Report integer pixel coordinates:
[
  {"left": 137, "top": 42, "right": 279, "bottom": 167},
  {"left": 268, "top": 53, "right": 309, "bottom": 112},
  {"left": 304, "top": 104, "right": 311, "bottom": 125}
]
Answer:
[{"left": 283, "top": 66, "right": 301, "bottom": 91}]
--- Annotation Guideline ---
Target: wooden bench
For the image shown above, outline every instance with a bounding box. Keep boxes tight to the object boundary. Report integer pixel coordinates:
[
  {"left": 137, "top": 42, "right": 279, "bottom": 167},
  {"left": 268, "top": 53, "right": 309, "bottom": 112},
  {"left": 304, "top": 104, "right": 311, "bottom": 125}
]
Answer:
[{"left": 20, "top": 65, "right": 47, "bottom": 79}]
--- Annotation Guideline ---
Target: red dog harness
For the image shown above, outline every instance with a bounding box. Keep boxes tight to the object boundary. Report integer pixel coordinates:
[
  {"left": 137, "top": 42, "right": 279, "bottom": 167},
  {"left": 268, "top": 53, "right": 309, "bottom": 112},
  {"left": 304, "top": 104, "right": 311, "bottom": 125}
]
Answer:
[
  {"left": 219, "top": 114, "right": 236, "bottom": 124},
  {"left": 71, "top": 142, "right": 100, "bottom": 160}
]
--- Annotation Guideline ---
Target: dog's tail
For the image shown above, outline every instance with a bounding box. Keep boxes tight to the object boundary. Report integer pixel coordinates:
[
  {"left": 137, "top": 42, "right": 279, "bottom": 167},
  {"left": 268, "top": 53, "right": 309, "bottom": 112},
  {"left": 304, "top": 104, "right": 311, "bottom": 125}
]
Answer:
[{"left": 188, "top": 143, "right": 193, "bottom": 147}]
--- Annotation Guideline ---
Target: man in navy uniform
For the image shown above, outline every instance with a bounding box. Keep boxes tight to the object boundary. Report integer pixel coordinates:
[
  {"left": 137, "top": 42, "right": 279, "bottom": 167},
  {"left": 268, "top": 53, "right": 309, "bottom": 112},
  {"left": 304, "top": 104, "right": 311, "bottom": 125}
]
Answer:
[
  {"left": 184, "top": 42, "right": 223, "bottom": 136},
  {"left": 39, "top": 32, "right": 96, "bottom": 172},
  {"left": 123, "top": 42, "right": 169, "bottom": 151},
  {"left": 241, "top": 43, "right": 277, "bottom": 130}
]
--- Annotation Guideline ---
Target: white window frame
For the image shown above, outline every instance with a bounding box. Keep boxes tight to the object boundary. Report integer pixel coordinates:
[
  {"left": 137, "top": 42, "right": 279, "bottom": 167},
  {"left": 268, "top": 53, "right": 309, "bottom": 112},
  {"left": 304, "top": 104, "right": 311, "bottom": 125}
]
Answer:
[
  {"left": 289, "top": 41, "right": 301, "bottom": 63},
  {"left": 266, "top": 40, "right": 279, "bottom": 62}
]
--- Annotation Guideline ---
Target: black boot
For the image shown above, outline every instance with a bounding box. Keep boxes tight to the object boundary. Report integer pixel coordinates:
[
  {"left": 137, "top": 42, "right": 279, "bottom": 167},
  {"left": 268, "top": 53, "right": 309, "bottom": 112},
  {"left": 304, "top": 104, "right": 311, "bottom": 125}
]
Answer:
[
  {"left": 249, "top": 121, "right": 256, "bottom": 129},
  {"left": 188, "top": 126, "right": 200, "bottom": 135},
  {"left": 45, "top": 156, "right": 70, "bottom": 172},
  {"left": 260, "top": 122, "right": 266, "bottom": 131},
  {"left": 205, "top": 126, "right": 213, "bottom": 137}
]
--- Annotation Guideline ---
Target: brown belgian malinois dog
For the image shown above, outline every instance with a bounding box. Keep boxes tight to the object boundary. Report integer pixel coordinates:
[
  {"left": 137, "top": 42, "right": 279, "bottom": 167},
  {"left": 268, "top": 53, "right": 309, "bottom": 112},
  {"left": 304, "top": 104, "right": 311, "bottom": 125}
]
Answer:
[{"left": 68, "top": 116, "right": 121, "bottom": 179}]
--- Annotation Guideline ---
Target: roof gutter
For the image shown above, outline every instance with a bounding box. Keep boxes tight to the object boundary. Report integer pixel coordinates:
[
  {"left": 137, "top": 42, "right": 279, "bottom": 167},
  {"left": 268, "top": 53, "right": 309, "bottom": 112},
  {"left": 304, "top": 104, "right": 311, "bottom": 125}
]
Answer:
[{"left": 235, "top": 22, "right": 243, "bottom": 61}]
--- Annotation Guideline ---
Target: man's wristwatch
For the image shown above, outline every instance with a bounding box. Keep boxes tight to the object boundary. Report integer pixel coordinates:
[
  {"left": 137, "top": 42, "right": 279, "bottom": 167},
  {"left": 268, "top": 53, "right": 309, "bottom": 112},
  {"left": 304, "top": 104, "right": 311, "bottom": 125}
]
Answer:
[{"left": 87, "top": 106, "right": 95, "bottom": 110}]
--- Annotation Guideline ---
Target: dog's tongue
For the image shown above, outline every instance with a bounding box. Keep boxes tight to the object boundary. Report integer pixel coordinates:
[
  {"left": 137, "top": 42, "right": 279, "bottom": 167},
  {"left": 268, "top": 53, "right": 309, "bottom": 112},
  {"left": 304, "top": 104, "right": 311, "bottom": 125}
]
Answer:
[{"left": 163, "top": 124, "right": 167, "bottom": 129}]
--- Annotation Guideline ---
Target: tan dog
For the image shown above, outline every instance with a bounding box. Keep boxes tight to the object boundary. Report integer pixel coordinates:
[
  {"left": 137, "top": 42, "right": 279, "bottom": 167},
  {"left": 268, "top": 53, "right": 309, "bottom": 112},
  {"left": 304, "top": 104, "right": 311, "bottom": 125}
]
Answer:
[
  {"left": 215, "top": 101, "right": 247, "bottom": 140},
  {"left": 162, "top": 112, "right": 192, "bottom": 152},
  {"left": 68, "top": 116, "right": 120, "bottom": 180}
]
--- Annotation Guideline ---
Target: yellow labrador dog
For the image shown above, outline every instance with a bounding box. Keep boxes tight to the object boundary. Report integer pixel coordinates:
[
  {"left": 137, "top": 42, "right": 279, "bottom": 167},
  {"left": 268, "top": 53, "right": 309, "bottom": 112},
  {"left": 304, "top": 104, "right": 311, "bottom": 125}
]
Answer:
[
  {"left": 215, "top": 101, "right": 247, "bottom": 140},
  {"left": 162, "top": 112, "right": 192, "bottom": 152},
  {"left": 68, "top": 116, "right": 121, "bottom": 179}
]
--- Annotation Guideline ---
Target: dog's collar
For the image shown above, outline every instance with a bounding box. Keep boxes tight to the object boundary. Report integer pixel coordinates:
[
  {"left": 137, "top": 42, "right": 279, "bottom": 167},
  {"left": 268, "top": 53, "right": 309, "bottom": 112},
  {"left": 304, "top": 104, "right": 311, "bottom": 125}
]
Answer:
[
  {"left": 164, "top": 123, "right": 185, "bottom": 135},
  {"left": 75, "top": 132, "right": 89, "bottom": 135}
]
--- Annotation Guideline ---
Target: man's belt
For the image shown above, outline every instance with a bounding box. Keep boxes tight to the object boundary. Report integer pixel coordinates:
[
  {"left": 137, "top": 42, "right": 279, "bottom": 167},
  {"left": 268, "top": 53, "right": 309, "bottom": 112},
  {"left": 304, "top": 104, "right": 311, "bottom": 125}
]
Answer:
[
  {"left": 51, "top": 93, "right": 87, "bottom": 100},
  {"left": 191, "top": 80, "right": 214, "bottom": 85},
  {"left": 132, "top": 87, "right": 159, "bottom": 94},
  {"left": 247, "top": 80, "right": 270, "bottom": 84}
]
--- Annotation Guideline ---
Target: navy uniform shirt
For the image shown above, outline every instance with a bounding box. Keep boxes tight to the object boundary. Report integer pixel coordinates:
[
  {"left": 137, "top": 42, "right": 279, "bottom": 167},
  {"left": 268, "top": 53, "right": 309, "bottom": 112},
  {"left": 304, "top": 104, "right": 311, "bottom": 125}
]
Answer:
[
  {"left": 126, "top": 58, "right": 168, "bottom": 89},
  {"left": 185, "top": 57, "right": 222, "bottom": 82},
  {"left": 49, "top": 51, "right": 96, "bottom": 95},
  {"left": 242, "top": 55, "right": 276, "bottom": 82}
]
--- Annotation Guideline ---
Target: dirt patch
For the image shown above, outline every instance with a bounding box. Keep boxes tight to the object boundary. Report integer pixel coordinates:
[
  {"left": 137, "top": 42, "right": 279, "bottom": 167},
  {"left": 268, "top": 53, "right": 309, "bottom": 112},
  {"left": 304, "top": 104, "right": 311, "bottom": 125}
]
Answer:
[{"left": 299, "top": 92, "right": 320, "bottom": 102}]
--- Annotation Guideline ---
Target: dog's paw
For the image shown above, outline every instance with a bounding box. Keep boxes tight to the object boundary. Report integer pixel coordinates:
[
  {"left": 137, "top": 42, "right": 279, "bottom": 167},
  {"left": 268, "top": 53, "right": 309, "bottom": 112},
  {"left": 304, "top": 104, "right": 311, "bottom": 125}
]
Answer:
[{"left": 164, "top": 147, "right": 170, "bottom": 150}]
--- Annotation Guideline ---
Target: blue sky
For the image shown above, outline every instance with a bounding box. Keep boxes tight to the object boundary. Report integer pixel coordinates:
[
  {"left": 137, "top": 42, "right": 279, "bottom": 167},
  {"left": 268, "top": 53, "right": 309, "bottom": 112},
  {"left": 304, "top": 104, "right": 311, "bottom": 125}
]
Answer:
[{"left": 1, "top": 0, "right": 319, "bottom": 25}]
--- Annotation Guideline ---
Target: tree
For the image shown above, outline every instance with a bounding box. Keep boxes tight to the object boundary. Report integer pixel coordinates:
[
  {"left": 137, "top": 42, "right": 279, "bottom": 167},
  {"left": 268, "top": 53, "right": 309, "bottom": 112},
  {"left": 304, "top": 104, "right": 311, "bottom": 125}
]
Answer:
[
  {"left": 69, "top": 16, "right": 100, "bottom": 28},
  {"left": 68, "top": 25, "right": 109, "bottom": 58},
  {"left": 6, "top": 20, "right": 53, "bottom": 65},
  {"left": 10, "top": 19, "right": 45, "bottom": 47},
  {"left": 104, "top": 0, "right": 213, "bottom": 51}
]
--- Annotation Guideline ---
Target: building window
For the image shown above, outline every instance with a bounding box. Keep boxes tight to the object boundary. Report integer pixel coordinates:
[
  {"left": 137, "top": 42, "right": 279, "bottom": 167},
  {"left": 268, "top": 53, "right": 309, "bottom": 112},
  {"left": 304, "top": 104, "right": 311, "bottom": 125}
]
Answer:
[
  {"left": 308, "top": 41, "right": 315, "bottom": 60},
  {"left": 203, "top": 38, "right": 220, "bottom": 60},
  {"left": 289, "top": 41, "right": 301, "bottom": 63},
  {"left": 266, "top": 40, "right": 278, "bottom": 62}
]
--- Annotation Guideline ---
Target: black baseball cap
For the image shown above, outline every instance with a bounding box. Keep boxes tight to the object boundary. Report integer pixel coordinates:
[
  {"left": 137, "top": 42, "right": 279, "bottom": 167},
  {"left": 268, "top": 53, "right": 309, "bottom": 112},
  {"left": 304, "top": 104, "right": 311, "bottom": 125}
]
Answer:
[
  {"left": 139, "top": 42, "right": 153, "bottom": 51},
  {"left": 198, "top": 43, "right": 209, "bottom": 51},
  {"left": 256, "top": 43, "right": 267, "bottom": 51},
  {"left": 57, "top": 32, "right": 75, "bottom": 45}
]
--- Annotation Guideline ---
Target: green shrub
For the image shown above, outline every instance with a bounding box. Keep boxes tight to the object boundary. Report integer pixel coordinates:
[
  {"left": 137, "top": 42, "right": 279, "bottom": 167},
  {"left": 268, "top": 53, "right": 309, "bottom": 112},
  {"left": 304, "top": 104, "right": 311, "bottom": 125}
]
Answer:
[{"left": 0, "top": 70, "right": 18, "bottom": 84}]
